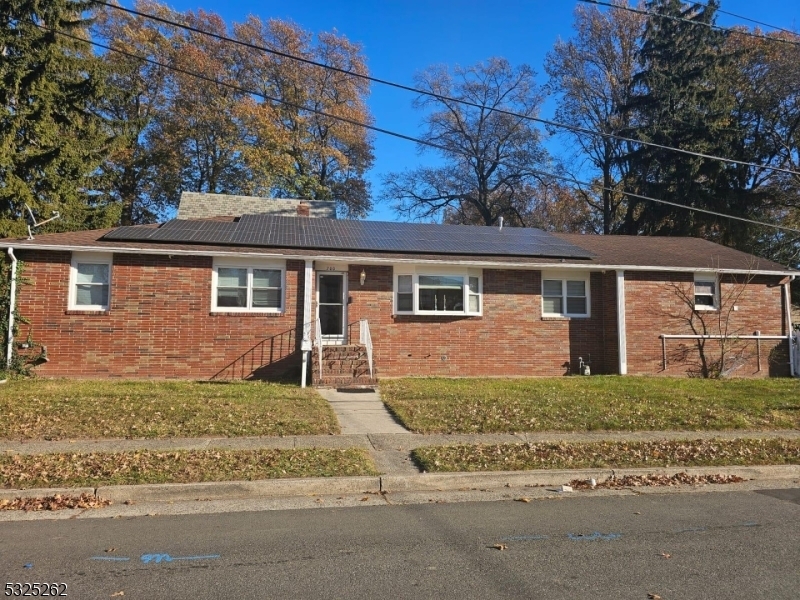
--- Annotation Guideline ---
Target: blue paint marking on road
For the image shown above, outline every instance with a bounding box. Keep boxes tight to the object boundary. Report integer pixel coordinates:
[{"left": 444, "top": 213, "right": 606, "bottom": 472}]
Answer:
[
  {"left": 90, "top": 556, "right": 131, "bottom": 562},
  {"left": 140, "top": 553, "right": 220, "bottom": 564},
  {"left": 502, "top": 535, "right": 549, "bottom": 542},
  {"left": 567, "top": 532, "right": 621, "bottom": 541},
  {"left": 740, "top": 521, "right": 759, "bottom": 527},
  {"left": 23, "top": 563, "right": 33, "bottom": 569}
]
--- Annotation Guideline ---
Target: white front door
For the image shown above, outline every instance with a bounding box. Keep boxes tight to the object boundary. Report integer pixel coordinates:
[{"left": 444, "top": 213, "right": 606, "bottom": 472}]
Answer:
[{"left": 317, "top": 272, "right": 347, "bottom": 345}]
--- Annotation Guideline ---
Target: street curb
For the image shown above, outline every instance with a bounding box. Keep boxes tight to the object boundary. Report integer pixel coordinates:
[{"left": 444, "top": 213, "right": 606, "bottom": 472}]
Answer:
[
  {"left": 97, "top": 476, "right": 382, "bottom": 503},
  {"left": 381, "top": 465, "right": 800, "bottom": 492},
  {"left": 0, "top": 487, "right": 96, "bottom": 501},
  {"left": 1, "top": 465, "right": 796, "bottom": 504}
]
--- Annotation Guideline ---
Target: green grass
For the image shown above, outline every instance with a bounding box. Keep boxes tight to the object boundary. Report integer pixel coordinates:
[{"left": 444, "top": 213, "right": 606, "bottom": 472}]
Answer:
[
  {"left": 381, "top": 377, "right": 800, "bottom": 433},
  {"left": 0, "top": 379, "right": 340, "bottom": 440},
  {"left": 0, "top": 448, "right": 378, "bottom": 488},
  {"left": 412, "top": 438, "right": 800, "bottom": 473}
]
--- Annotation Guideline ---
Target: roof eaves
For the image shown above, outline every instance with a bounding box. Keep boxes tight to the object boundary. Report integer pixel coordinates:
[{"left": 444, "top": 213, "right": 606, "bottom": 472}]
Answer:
[{"left": 5, "top": 241, "right": 796, "bottom": 276}]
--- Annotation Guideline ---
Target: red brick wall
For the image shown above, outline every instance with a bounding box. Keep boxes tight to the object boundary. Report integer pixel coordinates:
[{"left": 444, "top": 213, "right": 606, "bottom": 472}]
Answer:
[
  {"left": 11, "top": 252, "right": 789, "bottom": 379},
  {"left": 15, "top": 251, "right": 305, "bottom": 380},
  {"left": 346, "top": 266, "right": 617, "bottom": 377},
  {"left": 623, "top": 272, "right": 789, "bottom": 377}
]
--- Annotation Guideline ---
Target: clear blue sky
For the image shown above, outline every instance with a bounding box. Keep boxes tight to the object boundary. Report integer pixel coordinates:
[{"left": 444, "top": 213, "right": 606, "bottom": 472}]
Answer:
[{"left": 122, "top": 1, "right": 800, "bottom": 221}]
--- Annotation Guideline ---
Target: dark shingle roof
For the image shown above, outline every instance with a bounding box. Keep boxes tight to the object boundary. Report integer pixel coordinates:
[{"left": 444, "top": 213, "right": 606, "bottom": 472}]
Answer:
[
  {"left": 103, "top": 215, "right": 593, "bottom": 259},
  {"left": 2, "top": 220, "right": 793, "bottom": 274}
]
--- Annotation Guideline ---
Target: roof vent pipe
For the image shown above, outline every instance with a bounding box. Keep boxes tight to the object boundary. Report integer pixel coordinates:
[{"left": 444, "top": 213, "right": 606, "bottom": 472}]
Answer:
[{"left": 498, "top": 216, "right": 503, "bottom": 232}]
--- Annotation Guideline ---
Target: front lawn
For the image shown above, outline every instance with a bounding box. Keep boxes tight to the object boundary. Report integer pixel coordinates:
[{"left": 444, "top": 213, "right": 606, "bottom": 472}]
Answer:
[
  {"left": 0, "top": 448, "right": 377, "bottom": 488},
  {"left": 381, "top": 377, "right": 800, "bottom": 433},
  {"left": 412, "top": 438, "right": 800, "bottom": 473},
  {"left": 0, "top": 379, "right": 340, "bottom": 440}
]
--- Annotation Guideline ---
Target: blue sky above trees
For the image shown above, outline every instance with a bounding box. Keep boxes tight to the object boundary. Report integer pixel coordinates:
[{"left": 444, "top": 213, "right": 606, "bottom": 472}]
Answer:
[{"left": 125, "top": 1, "right": 800, "bottom": 221}]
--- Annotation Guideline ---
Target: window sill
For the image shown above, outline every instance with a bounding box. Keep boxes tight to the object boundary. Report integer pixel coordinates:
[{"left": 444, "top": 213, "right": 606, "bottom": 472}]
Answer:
[
  {"left": 65, "top": 309, "right": 110, "bottom": 315},
  {"left": 210, "top": 311, "right": 285, "bottom": 317},
  {"left": 541, "top": 315, "right": 589, "bottom": 321},
  {"left": 393, "top": 313, "right": 482, "bottom": 320}
]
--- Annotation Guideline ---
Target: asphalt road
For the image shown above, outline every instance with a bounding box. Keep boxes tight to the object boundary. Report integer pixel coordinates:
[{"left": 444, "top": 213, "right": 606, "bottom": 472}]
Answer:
[{"left": 2, "top": 489, "right": 798, "bottom": 600}]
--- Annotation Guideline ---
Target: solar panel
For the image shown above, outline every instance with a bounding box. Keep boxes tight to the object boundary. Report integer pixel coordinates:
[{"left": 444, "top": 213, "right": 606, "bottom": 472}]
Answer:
[{"left": 103, "top": 215, "right": 594, "bottom": 259}]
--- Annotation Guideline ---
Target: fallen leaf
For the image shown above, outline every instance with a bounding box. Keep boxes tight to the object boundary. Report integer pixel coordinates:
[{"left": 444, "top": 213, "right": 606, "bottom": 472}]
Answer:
[
  {"left": 105, "top": 548, "right": 116, "bottom": 553},
  {"left": 660, "top": 552, "right": 671, "bottom": 559},
  {"left": 360, "top": 497, "right": 370, "bottom": 502},
  {"left": 490, "top": 544, "right": 508, "bottom": 551},
  {"left": 515, "top": 497, "right": 531, "bottom": 503},
  {"left": 647, "top": 594, "right": 661, "bottom": 600},
  {"left": 110, "top": 592, "right": 125, "bottom": 597}
]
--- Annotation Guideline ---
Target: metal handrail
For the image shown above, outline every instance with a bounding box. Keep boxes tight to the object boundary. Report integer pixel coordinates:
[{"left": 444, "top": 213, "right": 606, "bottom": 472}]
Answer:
[
  {"left": 658, "top": 332, "right": 790, "bottom": 371},
  {"left": 359, "top": 319, "right": 374, "bottom": 379}
]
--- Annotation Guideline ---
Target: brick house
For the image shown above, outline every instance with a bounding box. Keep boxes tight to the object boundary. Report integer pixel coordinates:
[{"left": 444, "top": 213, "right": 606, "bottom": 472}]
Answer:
[{"left": 2, "top": 195, "right": 796, "bottom": 384}]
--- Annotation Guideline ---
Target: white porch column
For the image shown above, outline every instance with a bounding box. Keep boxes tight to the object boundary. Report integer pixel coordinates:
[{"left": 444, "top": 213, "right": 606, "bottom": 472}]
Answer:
[
  {"left": 300, "top": 259, "right": 314, "bottom": 387},
  {"left": 616, "top": 270, "right": 628, "bottom": 375}
]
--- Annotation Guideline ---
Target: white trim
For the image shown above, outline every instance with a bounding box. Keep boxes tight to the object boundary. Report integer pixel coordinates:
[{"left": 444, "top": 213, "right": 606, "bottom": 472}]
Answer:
[
  {"left": 784, "top": 281, "right": 795, "bottom": 377},
  {"left": 10, "top": 243, "right": 796, "bottom": 277},
  {"left": 541, "top": 270, "right": 591, "bottom": 318},
  {"left": 210, "top": 257, "right": 285, "bottom": 313},
  {"left": 393, "top": 265, "right": 483, "bottom": 316},
  {"left": 616, "top": 270, "right": 627, "bottom": 375},
  {"left": 69, "top": 252, "right": 112, "bottom": 311},
  {"left": 300, "top": 259, "right": 314, "bottom": 388},
  {"left": 6, "top": 247, "right": 16, "bottom": 369}
]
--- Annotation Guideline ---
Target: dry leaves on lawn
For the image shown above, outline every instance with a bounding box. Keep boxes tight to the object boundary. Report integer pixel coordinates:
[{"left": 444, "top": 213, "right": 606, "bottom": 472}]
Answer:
[
  {"left": 569, "top": 472, "right": 745, "bottom": 489},
  {"left": 0, "top": 493, "right": 111, "bottom": 512}
]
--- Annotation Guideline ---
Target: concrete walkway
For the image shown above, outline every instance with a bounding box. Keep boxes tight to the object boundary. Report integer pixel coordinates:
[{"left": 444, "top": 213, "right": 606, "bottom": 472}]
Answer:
[{"left": 315, "top": 387, "right": 410, "bottom": 435}]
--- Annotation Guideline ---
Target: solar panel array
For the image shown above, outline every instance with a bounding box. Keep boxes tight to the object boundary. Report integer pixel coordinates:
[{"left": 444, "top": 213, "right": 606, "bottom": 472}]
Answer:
[{"left": 104, "top": 215, "right": 594, "bottom": 259}]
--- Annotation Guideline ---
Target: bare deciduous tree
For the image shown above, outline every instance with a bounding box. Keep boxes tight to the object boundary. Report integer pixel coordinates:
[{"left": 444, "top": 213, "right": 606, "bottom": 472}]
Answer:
[
  {"left": 545, "top": 0, "right": 644, "bottom": 234},
  {"left": 381, "top": 58, "right": 549, "bottom": 226}
]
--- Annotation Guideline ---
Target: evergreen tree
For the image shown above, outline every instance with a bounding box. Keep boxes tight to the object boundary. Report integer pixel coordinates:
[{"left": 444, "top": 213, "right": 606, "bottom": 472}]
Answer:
[
  {"left": 0, "top": 0, "right": 118, "bottom": 237},
  {"left": 619, "top": 0, "right": 745, "bottom": 242}
]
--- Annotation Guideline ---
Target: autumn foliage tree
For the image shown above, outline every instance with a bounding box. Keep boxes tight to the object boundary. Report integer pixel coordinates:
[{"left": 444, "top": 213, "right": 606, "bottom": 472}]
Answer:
[{"left": 94, "top": 1, "right": 374, "bottom": 222}]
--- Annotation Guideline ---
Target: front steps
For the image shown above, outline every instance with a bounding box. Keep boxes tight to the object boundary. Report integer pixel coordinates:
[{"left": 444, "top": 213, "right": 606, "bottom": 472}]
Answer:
[{"left": 311, "top": 344, "right": 378, "bottom": 387}]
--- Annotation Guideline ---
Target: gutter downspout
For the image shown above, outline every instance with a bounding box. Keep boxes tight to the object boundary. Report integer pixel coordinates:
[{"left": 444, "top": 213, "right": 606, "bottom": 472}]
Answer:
[
  {"left": 616, "top": 270, "right": 627, "bottom": 375},
  {"left": 6, "top": 247, "right": 16, "bottom": 370},
  {"left": 300, "top": 259, "right": 314, "bottom": 387},
  {"left": 785, "top": 276, "right": 795, "bottom": 377}
]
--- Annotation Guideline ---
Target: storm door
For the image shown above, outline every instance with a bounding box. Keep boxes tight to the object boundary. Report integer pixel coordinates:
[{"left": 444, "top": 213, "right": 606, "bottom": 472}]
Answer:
[{"left": 317, "top": 272, "right": 347, "bottom": 345}]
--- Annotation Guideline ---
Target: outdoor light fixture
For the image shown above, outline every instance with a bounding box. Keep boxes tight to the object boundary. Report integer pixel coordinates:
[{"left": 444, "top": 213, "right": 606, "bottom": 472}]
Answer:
[{"left": 359, "top": 268, "right": 366, "bottom": 286}]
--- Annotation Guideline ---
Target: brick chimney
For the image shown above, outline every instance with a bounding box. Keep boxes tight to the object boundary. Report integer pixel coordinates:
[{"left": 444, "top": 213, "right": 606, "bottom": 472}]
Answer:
[{"left": 297, "top": 201, "right": 311, "bottom": 217}]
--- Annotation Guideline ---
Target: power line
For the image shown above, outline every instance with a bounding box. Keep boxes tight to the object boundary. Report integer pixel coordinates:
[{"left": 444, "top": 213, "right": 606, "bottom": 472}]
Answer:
[
  {"left": 579, "top": 0, "right": 800, "bottom": 47},
  {"left": 93, "top": 0, "right": 800, "bottom": 180},
  {"left": 709, "top": 3, "right": 799, "bottom": 37},
  {"left": 41, "top": 22, "right": 800, "bottom": 236}
]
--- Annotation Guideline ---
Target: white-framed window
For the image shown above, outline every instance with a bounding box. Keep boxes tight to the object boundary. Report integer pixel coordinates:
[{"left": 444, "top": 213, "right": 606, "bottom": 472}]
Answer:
[
  {"left": 541, "top": 272, "right": 590, "bottom": 317},
  {"left": 211, "top": 258, "right": 285, "bottom": 313},
  {"left": 394, "top": 267, "right": 482, "bottom": 316},
  {"left": 69, "top": 253, "right": 112, "bottom": 311},
  {"left": 694, "top": 272, "right": 718, "bottom": 310}
]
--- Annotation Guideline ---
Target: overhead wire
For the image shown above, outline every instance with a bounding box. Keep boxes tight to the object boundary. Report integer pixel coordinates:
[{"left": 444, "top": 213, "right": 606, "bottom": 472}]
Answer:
[
  {"left": 93, "top": 0, "right": 800, "bottom": 179},
  {"left": 37, "top": 21, "right": 800, "bottom": 235},
  {"left": 579, "top": 0, "right": 800, "bottom": 47}
]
